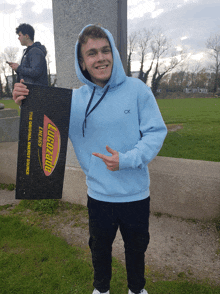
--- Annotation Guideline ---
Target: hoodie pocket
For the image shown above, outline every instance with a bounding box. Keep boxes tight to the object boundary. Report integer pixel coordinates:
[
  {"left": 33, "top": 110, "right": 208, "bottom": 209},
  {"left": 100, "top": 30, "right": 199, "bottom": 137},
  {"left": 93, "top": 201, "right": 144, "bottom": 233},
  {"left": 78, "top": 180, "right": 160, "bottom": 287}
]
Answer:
[
  {"left": 86, "top": 154, "right": 149, "bottom": 197},
  {"left": 87, "top": 155, "right": 103, "bottom": 180},
  {"left": 86, "top": 155, "right": 108, "bottom": 193}
]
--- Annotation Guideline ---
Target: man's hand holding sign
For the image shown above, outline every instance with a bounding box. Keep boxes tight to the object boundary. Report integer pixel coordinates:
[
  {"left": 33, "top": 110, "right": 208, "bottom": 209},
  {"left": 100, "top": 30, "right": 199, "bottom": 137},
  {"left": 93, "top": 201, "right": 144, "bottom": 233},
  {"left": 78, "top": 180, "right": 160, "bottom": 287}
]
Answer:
[{"left": 13, "top": 79, "right": 29, "bottom": 106}]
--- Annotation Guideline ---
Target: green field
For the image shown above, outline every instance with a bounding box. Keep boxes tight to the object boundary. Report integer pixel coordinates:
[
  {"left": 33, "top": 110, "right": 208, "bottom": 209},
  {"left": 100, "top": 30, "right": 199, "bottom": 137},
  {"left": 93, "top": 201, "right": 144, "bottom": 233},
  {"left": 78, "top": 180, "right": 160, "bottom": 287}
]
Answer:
[
  {"left": 0, "top": 200, "right": 219, "bottom": 294},
  {"left": 0, "top": 99, "right": 20, "bottom": 114},
  {"left": 1, "top": 97, "right": 219, "bottom": 162},
  {"left": 157, "top": 98, "right": 220, "bottom": 162}
]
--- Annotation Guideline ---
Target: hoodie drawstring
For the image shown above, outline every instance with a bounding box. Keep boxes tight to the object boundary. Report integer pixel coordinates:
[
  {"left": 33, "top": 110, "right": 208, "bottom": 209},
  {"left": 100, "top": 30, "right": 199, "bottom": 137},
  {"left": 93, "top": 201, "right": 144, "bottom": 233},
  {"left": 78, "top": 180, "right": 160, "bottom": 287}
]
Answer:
[{"left": 82, "top": 85, "right": 110, "bottom": 137}]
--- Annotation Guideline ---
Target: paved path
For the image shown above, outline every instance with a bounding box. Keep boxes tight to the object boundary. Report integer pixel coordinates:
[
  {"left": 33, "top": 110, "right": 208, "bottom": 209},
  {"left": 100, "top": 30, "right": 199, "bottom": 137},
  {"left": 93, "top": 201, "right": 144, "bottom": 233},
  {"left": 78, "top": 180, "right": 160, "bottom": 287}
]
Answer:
[{"left": 0, "top": 189, "right": 20, "bottom": 206}]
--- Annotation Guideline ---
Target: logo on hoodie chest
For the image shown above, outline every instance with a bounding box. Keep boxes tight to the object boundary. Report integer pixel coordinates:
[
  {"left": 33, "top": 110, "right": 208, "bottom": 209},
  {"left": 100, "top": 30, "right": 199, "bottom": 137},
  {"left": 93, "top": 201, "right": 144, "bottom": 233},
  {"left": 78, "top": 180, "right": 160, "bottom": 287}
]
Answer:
[{"left": 124, "top": 110, "right": 131, "bottom": 114}]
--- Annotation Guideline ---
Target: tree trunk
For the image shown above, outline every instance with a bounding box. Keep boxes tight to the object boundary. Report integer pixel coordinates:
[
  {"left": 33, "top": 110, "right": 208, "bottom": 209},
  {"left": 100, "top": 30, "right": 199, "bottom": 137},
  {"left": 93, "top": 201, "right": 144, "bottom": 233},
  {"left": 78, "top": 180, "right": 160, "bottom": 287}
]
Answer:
[
  {"left": 138, "top": 53, "right": 145, "bottom": 81},
  {"left": 127, "top": 53, "right": 132, "bottom": 77},
  {"left": 143, "top": 60, "right": 154, "bottom": 84}
]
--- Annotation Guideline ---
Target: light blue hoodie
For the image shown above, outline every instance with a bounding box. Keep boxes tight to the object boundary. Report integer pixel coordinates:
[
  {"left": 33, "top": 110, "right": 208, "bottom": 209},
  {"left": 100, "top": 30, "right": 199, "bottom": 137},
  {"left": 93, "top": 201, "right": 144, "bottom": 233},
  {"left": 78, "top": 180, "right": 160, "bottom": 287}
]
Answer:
[{"left": 69, "top": 25, "right": 167, "bottom": 203}]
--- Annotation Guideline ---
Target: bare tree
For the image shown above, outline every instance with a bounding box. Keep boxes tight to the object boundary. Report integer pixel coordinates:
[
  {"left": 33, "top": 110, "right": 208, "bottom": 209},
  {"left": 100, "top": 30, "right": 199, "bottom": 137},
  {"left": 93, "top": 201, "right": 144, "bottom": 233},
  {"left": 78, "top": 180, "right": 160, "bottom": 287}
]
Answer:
[
  {"left": 46, "top": 53, "right": 57, "bottom": 87},
  {"left": 196, "top": 68, "right": 209, "bottom": 89},
  {"left": 0, "top": 58, "right": 3, "bottom": 98},
  {"left": 46, "top": 53, "right": 52, "bottom": 86},
  {"left": 0, "top": 53, "right": 10, "bottom": 97},
  {"left": 142, "top": 48, "right": 156, "bottom": 84},
  {"left": 0, "top": 76, "right": 3, "bottom": 98},
  {"left": 150, "top": 31, "right": 186, "bottom": 95},
  {"left": 187, "top": 62, "right": 202, "bottom": 88},
  {"left": 2, "top": 47, "right": 19, "bottom": 96},
  {"left": 167, "top": 71, "right": 186, "bottom": 92},
  {"left": 206, "top": 33, "right": 220, "bottom": 93},
  {"left": 4, "top": 47, "right": 19, "bottom": 63},
  {"left": 137, "top": 29, "right": 153, "bottom": 81},
  {"left": 127, "top": 31, "right": 138, "bottom": 76}
]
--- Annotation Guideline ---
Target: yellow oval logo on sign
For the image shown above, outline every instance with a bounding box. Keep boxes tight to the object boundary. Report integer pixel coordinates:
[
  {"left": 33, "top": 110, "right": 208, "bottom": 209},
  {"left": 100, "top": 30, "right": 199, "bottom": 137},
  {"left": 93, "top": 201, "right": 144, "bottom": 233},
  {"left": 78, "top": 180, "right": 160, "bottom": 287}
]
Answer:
[{"left": 42, "top": 115, "right": 61, "bottom": 176}]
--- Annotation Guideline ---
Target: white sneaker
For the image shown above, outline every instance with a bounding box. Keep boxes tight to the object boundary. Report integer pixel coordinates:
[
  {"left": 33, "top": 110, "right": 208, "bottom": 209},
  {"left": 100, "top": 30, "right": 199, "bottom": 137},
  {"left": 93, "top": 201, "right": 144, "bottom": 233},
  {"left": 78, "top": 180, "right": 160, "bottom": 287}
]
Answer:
[
  {"left": 128, "top": 289, "right": 148, "bottom": 294},
  {"left": 92, "top": 289, "right": 110, "bottom": 294}
]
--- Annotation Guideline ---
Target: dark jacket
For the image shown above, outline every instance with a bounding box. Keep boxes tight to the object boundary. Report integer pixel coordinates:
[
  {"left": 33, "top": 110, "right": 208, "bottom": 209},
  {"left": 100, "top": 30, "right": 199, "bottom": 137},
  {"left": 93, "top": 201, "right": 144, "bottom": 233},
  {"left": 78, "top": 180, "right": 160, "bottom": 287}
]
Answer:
[{"left": 16, "top": 42, "right": 48, "bottom": 86}]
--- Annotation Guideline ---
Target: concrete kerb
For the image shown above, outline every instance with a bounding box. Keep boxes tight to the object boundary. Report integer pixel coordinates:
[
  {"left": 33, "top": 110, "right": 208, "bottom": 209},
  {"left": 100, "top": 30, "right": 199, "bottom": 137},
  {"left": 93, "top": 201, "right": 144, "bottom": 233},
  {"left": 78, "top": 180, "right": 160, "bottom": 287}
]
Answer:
[
  {"left": 0, "top": 141, "right": 220, "bottom": 221},
  {"left": 0, "top": 109, "right": 20, "bottom": 143},
  {"left": 148, "top": 157, "right": 220, "bottom": 220}
]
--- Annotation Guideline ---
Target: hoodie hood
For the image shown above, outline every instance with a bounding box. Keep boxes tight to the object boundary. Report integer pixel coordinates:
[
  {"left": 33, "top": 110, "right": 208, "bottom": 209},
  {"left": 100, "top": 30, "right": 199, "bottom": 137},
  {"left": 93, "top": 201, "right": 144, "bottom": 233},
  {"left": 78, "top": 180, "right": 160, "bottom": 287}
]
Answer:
[
  {"left": 25, "top": 42, "right": 47, "bottom": 56},
  {"left": 75, "top": 24, "right": 126, "bottom": 90}
]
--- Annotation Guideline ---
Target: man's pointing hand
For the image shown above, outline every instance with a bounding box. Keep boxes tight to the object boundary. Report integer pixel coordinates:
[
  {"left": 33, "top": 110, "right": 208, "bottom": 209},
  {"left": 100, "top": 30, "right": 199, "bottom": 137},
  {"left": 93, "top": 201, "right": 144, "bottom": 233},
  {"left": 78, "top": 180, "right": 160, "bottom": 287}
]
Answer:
[{"left": 93, "top": 145, "right": 119, "bottom": 171}]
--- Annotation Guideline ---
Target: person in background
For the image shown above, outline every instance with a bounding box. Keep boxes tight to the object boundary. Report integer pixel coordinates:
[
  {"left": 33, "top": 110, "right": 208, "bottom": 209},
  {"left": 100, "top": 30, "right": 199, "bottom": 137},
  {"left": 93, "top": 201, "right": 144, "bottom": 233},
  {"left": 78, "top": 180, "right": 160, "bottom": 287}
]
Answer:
[
  {"left": 12, "top": 25, "right": 167, "bottom": 294},
  {"left": 8, "top": 23, "right": 48, "bottom": 86}
]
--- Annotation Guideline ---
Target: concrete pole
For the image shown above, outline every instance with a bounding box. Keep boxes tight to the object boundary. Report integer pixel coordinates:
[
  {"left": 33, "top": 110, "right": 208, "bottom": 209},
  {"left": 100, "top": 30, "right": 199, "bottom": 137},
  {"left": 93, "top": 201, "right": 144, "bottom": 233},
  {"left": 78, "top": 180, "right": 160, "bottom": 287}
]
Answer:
[
  {"left": 117, "top": 0, "right": 127, "bottom": 73},
  {"left": 52, "top": 0, "right": 127, "bottom": 89},
  {"left": 52, "top": 0, "right": 127, "bottom": 168}
]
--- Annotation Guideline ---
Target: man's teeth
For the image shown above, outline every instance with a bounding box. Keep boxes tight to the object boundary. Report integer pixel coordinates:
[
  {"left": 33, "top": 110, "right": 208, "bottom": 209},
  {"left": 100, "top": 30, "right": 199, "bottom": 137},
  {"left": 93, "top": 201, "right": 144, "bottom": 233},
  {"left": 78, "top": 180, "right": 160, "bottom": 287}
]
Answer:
[{"left": 97, "top": 66, "right": 107, "bottom": 69}]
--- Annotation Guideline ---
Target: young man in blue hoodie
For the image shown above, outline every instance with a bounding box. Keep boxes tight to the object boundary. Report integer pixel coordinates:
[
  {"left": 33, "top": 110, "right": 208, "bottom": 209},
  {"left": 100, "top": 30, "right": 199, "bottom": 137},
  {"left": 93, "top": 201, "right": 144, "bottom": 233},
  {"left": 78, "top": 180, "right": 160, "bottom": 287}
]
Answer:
[
  {"left": 8, "top": 23, "right": 48, "bottom": 86},
  {"left": 13, "top": 25, "right": 167, "bottom": 294}
]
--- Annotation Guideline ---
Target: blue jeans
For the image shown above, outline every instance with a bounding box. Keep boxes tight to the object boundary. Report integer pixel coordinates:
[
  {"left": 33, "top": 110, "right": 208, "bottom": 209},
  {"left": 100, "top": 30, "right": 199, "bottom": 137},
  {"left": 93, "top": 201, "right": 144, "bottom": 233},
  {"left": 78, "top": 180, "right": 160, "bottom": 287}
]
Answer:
[{"left": 87, "top": 196, "right": 150, "bottom": 293}]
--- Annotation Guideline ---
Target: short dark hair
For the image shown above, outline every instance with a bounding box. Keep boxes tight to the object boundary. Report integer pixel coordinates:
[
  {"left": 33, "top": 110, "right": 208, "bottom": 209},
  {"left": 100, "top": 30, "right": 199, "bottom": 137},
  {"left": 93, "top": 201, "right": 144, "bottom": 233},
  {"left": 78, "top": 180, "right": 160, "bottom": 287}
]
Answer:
[
  {"left": 16, "top": 23, "right": 35, "bottom": 41},
  {"left": 78, "top": 25, "right": 109, "bottom": 59}
]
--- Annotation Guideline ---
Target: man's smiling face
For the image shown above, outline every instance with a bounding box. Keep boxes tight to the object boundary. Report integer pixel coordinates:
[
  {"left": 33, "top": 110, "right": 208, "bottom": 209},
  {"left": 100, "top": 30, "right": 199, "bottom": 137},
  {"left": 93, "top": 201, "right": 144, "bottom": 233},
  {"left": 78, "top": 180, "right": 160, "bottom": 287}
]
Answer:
[{"left": 80, "top": 38, "right": 113, "bottom": 88}]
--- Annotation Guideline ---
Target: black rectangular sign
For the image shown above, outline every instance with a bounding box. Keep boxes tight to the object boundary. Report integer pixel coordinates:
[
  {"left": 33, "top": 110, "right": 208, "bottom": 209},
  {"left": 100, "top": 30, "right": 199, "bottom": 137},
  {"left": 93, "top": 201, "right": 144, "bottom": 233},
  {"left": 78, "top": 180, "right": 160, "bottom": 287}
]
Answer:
[{"left": 16, "top": 83, "right": 72, "bottom": 199}]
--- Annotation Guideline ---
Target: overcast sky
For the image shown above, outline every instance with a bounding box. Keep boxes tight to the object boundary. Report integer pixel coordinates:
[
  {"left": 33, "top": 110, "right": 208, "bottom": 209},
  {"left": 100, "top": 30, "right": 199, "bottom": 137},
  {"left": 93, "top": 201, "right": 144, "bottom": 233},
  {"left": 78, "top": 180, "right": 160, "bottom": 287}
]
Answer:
[{"left": 0, "top": 0, "right": 219, "bottom": 75}]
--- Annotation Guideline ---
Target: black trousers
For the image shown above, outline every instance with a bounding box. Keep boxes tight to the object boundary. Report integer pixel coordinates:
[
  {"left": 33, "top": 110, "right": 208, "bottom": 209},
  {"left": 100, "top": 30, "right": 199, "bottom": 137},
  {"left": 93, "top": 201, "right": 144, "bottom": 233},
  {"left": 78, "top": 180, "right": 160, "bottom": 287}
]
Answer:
[{"left": 87, "top": 196, "right": 150, "bottom": 293}]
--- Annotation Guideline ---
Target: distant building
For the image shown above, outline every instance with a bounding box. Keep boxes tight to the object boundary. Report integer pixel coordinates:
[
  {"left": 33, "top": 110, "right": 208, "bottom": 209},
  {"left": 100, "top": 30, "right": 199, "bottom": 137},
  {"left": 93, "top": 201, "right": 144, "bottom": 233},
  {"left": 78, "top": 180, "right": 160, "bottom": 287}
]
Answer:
[{"left": 184, "top": 87, "right": 208, "bottom": 94}]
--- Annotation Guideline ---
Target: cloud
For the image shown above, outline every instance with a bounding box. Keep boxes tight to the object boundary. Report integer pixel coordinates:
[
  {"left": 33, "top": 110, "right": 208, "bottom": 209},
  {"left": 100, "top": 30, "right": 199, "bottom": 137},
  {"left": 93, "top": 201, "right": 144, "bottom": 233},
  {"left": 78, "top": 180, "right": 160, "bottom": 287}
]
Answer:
[
  {"left": 128, "top": 0, "right": 159, "bottom": 20},
  {"left": 18, "top": 1, "right": 53, "bottom": 26},
  {"left": 38, "top": 9, "right": 53, "bottom": 24},
  {"left": 155, "top": 0, "right": 187, "bottom": 11},
  {"left": 128, "top": 0, "right": 194, "bottom": 21},
  {"left": 128, "top": 0, "right": 220, "bottom": 53},
  {"left": 0, "top": 3, "right": 16, "bottom": 14},
  {"left": 152, "top": 8, "right": 164, "bottom": 18}
]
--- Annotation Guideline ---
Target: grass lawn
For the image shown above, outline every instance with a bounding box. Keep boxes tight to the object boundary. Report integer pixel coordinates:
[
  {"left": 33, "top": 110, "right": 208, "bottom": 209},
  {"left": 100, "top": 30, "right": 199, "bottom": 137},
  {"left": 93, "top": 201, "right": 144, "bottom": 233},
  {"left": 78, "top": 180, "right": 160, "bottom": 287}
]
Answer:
[
  {"left": 157, "top": 98, "right": 220, "bottom": 162},
  {"left": 0, "top": 99, "right": 20, "bottom": 115},
  {"left": 0, "top": 200, "right": 220, "bottom": 294},
  {"left": 1, "top": 97, "right": 219, "bottom": 162}
]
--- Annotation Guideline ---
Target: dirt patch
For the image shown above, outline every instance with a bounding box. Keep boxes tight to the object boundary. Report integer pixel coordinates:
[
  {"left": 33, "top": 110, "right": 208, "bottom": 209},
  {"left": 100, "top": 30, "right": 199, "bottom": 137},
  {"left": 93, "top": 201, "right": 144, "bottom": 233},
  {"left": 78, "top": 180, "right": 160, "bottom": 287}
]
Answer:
[
  {"left": 1, "top": 200, "right": 219, "bottom": 285},
  {"left": 167, "top": 124, "right": 183, "bottom": 132}
]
